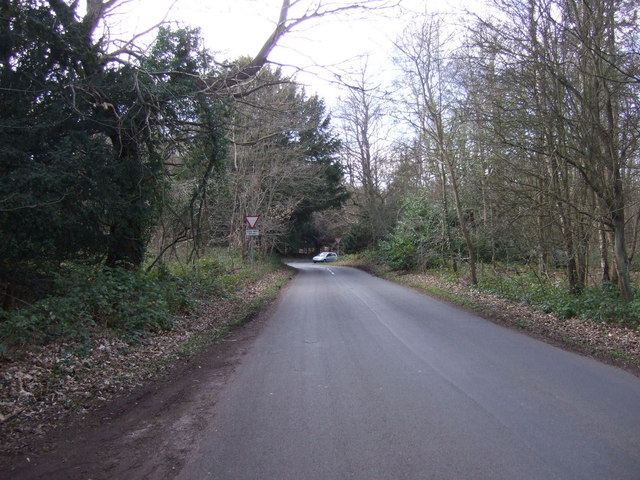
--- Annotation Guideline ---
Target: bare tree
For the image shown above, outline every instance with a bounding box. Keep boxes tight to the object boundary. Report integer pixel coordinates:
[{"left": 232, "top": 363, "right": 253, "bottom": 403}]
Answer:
[
  {"left": 466, "top": 0, "right": 640, "bottom": 299},
  {"left": 130, "top": 0, "right": 399, "bottom": 264},
  {"left": 394, "top": 15, "right": 478, "bottom": 283},
  {"left": 562, "top": 0, "right": 639, "bottom": 301},
  {"left": 336, "top": 62, "right": 394, "bottom": 246}
]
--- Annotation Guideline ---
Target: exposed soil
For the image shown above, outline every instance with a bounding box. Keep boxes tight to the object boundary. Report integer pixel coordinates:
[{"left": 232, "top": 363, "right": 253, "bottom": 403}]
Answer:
[
  {"left": 0, "top": 269, "right": 291, "bottom": 479},
  {"left": 1, "top": 263, "right": 639, "bottom": 479},
  {"left": 2, "top": 305, "right": 277, "bottom": 479}
]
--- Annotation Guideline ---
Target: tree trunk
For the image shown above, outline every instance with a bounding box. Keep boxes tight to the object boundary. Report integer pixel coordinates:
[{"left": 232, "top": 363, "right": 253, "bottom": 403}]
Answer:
[
  {"left": 611, "top": 210, "right": 633, "bottom": 302},
  {"left": 106, "top": 219, "right": 145, "bottom": 269},
  {"left": 445, "top": 155, "right": 477, "bottom": 284},
  {"left": 555, "top": 194, "right": 581, "bottom": 295},
  {"left": 600, "top": 224, "right": 611, "bottom": 283},
  {"left": 562, "top": 224, "right": 580, "bottom": 296},
  {"left": 439, "top": 162, "right": 457, "bottom": 272},
  {"left": 104, "top": 138, "right": 148, "bottom": 269}
]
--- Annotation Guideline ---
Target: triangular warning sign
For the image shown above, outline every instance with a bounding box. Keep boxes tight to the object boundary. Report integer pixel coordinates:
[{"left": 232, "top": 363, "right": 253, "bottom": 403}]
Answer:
[{"left": 245, "top": 215, "right": 260, "bottom": 228}]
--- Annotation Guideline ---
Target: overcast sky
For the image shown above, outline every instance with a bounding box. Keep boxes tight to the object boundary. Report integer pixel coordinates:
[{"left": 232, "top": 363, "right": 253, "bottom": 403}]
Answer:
[{"left": 99, "top": 0, "right": 479, "bottom": 106}]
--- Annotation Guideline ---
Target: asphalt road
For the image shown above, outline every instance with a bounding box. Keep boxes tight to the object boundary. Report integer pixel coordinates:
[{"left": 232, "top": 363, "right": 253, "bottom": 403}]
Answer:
[{"left": 177, "top": 263, "right": 640, "bottom": 480}]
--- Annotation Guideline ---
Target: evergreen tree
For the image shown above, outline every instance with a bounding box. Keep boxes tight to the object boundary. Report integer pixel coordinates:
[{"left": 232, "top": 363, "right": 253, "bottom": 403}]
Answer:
[{"left": 0, "top": 2, "right": 228, "bottom": 301}]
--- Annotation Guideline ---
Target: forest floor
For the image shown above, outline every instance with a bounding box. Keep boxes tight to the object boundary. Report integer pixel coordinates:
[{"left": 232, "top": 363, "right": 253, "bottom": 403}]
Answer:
[{"left": 1, "top": 261, "right": 639, "bottom": 478}]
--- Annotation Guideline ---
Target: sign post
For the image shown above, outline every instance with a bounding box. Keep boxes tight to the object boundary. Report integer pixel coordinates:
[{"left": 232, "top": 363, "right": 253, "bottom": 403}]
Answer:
[{"left": 245, "top": 216, "right": 261, "bottom": 268}]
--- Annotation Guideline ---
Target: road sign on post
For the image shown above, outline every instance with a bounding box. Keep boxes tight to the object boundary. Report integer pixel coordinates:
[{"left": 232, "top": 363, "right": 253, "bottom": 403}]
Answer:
[
  {"left": 245, "top": 215, "right": 260, "bottom": 229},
  {"left": 244, "top": 215, "right": 260, "bottom": 269}
]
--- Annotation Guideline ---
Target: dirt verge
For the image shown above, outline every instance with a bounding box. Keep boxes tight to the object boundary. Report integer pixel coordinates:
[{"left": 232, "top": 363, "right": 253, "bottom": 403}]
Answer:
[{"left": 0, "top": 268, "right": 292, "bottom": 478}]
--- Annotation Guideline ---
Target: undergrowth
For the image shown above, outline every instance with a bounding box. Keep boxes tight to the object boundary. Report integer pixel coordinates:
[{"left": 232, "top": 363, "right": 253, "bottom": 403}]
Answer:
[
  {"left": 475, "top": 273, "right": 640, "bottom": 328},
  {"left": 0, "top": 250, "right": 283, "bottom": 357}
]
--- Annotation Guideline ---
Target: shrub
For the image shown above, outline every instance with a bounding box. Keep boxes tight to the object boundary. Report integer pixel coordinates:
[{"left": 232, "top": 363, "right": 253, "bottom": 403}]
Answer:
[
  {"left": 476, "top": 272, "right": 640, "bottom": 328},
  {"left": 379, "top": 195, "right": 450, "bottom": 272},
  {"left": 0, "top": 265, "right": 188, "bottom": 351},
  {"left": 0, "top": 251, "right": 285, "bottom": 354}
]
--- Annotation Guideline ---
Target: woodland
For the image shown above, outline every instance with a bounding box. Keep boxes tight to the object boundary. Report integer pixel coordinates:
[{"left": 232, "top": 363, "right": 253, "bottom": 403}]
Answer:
[{"left": 2, "top": 0, "right": 640, "bottom": 354}]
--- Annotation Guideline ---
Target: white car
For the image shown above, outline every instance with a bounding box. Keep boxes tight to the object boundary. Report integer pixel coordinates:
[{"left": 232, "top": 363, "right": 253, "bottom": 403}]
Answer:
[{"left": 313, "top": 252, "right": 338, "bottom": 263}]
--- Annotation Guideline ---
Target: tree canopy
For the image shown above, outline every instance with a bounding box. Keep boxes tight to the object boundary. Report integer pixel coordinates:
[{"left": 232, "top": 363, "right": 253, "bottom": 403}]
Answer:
[{"left": 0, "top": 1, "right": 351, "bottom": 305}]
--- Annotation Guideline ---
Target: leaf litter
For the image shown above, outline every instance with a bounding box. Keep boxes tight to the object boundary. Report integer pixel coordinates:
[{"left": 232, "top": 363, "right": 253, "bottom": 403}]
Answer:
[{"left": 0, "top": 269, "right": 291, "bottom": 461}]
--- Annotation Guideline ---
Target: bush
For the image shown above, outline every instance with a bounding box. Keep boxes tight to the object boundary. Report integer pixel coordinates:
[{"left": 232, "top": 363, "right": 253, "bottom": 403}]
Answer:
[
  {"left": 476, "top": 273, "right": 640, "bottom": 328},
  {"left": 0, "top": 251, "right": 285, "bottom": 354},
  {"left": 379, "top": 233, "right": 418, "bottom": 271},
  {"left": 0, "top": 265, "right": 189, "bottom": 350},
  {"left": 164, "top": 250, "right": 263, "bottom": 299},
  {"left": 379, "top": 196, "right": 450, "bottom": 272},
  {"left": 564, "top": 284, "right": 640, "bottom": 326}
]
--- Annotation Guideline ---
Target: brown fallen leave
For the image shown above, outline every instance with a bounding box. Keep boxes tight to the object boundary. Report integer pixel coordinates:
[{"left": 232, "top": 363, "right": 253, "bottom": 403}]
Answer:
[
  {"left": 398, "top": 272, "right": 640, "bottom": 375},
  {"left": 0, "top": 269, "right": 291, "bottom": 461},
  {"left": 1, "top": 266, "right": 639, "bottom": 464}
]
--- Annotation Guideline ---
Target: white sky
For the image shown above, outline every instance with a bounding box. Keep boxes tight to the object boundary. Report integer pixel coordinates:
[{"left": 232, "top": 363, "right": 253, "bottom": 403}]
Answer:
[{"left": 100, "top": 0, "right": 480, "bottom": 107}]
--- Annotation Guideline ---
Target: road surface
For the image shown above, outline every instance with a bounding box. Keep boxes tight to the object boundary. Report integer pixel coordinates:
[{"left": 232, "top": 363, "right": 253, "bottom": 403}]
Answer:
[{"left": 177, "top": 262, "right": 640, "bottom": 480}]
